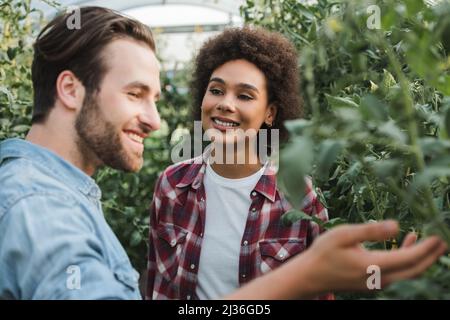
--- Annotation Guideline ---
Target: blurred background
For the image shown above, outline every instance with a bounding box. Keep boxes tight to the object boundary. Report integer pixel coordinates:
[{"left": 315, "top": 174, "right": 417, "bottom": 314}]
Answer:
[{"left": 31, "top": 0, "right": 246, "bottom": 71}]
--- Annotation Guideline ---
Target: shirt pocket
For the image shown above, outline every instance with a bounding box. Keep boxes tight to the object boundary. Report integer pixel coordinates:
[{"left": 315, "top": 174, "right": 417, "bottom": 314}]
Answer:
[
  {"left": 154, "top": 222, "right": 188, "bottom": 281},
  {"left": 258, "top": 238, "right": 306, "bottom": 274}
]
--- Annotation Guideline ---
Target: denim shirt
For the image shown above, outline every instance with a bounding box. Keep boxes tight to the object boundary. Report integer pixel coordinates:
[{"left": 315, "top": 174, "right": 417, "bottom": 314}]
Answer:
[{"left": 0, "top": 139, "right": 141, "bottom": 299}]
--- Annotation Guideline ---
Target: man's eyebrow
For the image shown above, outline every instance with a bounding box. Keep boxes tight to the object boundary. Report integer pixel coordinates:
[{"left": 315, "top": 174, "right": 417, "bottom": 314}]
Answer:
[
  {"left": 124, "top": 81, "right": 151, "bottom": 92},
  {"left": 209, "top": 77, "right": 259, "bottom": 93},
  {"left": 124, "top": 81, "right": 161, "bottom": 100}
]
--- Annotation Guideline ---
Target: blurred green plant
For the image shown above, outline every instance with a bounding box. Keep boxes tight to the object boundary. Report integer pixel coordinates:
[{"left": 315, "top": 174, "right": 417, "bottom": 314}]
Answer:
[
  {"left": 241, "top": 0, "right": 450, "bottom": 299},
  {"left": 0, "top": 0, "right": 41, "bottom": 139}
]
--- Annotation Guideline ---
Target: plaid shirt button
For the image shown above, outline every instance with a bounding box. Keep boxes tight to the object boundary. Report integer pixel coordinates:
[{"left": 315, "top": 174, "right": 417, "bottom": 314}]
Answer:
[
  {"left": 251, "top": 191, "right": 257, "bottom": 197},
  {"left": 170, "top": 240, "right": 176, "bottom": 247},
  {"left": 243, "top": 240, "right": 248, "bottom": 246},
  {"left": 241, "top": 274, "right": 246, "bottom": 278},
  {"left": 251, "top": 207, "right": 256, "bottom": 212},
  {"left": 190, "top": 264, "right": 195, "bottom": 270},
  {"left": 187, "top": 295, "right": 191, "bottom": 300}
]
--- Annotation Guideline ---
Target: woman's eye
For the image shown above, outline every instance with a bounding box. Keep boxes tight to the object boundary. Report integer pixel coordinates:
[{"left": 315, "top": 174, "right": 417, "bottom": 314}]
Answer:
[
  {"left": 239, "top": 94, "right": 253, "bottom": 101},
  {"left": 209, "top": 88, "right": 222, "bottom": 95}
]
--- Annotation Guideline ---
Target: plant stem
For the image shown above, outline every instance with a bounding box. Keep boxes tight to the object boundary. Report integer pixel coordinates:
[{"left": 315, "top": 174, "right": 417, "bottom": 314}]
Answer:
[
  {"left": 380, "top": 34, "right": 450, "bottom": 243},
  {"left": 364, "top": 175, "right": 383, "bottom": 220}
]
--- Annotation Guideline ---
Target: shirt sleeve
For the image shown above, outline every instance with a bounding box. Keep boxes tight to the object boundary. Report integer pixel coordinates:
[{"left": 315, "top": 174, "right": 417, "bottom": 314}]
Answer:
[{"left": 0, "top": 194, "right": 140, "bottom": 300}]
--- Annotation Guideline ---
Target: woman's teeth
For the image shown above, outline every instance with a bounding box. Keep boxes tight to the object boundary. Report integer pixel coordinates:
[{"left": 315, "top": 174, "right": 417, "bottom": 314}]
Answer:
[{"left": 213, "top": 118, "right": 239, "bottom": 127}]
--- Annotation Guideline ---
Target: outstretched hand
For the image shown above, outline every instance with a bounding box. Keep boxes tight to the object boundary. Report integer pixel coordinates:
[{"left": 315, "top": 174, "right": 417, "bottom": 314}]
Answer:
[
  {"left": 300, "top": 221, "right": 447, "bottom": 295},
  {"left": 226, "top": 221, "right": 447, "bottom": 300}
]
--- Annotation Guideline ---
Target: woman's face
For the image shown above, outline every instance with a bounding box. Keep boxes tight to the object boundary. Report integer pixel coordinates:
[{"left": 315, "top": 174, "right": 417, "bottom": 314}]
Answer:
[{"left": 201, "top": 59, "right": 276, "bottom": 147}]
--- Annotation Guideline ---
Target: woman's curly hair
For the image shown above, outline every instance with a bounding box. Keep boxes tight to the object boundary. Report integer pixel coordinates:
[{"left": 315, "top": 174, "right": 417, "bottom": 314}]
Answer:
[{"left": 190, "top": 26, "right": 302, "bottom": 143}]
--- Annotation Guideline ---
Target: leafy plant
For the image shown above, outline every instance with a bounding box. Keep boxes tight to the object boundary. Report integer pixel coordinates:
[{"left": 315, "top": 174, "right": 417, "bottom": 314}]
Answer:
[{"left": 241, "top": 0, "right": 450, "bottom": 299}]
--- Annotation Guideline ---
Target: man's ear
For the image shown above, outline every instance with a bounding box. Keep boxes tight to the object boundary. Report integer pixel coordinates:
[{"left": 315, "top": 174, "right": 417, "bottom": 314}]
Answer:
[
  {"left": 265, "top": 103, "right": 277, "bottom": 126},
  {"left": 55, "top": 70, "right": 85, "bottom": 112}
]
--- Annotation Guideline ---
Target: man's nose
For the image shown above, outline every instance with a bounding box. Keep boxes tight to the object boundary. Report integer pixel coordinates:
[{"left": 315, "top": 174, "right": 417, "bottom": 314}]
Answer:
[{"left": 139, "top": 103, "right": 161, "bottom": 132}]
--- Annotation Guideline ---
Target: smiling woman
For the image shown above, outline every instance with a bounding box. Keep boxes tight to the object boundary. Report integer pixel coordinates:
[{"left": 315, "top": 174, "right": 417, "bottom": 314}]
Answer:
[
  {"left": 203, "top": 59, "right": 273, "bottom": 146},
  {"left": 146, "top": 26, "right": 333, "bottom": 300}
]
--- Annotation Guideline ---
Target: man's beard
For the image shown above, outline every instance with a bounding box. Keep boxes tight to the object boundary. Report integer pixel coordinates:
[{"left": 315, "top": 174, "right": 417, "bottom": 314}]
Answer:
[{"left": 75, "top": 93, "right": 142, "bottom": 173}]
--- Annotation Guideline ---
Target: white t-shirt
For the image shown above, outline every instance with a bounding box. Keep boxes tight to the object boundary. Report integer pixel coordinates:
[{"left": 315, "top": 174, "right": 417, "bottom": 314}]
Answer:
[{"left": 195, "top": 162, "right": 265, "bottom": 300}]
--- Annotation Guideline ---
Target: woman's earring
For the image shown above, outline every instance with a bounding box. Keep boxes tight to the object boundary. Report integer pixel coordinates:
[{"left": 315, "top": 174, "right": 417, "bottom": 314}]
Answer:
[{"left": 266, "top": 122, "right": 272, "bottom": 128}]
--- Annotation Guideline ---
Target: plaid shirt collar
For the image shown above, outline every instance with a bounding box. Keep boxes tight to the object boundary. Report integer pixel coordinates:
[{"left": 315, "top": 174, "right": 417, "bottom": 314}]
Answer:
[{"left": 175, "top": 149, "right": 278, "bottom": 202}]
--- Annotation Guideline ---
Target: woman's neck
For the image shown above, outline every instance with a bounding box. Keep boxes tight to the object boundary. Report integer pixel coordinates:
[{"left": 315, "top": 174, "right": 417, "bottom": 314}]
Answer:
[
  {"left": 209, "top": 143, "right": 263, "bottom": 179},
  {"left": 210, "top": 162, "right": 263, "bottom": 179}
]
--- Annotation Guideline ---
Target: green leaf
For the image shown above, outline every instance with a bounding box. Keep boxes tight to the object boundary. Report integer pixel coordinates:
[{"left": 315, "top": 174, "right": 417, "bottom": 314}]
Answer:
[
  {"left": 130, "top": 230, "right": 142, "bottom": 247},
  {"left": 412, "top": 167, "right": 450, "bottom": 190},
  {"left": 323, "top": 217, "right": 346, "bottom": 229},
  {"left": 360, "top": 94, "right": 388, "bottom": 121},
  {"left": 436, "top": 75, "right": 450, "bottom": 96},
  {"left": 325, "top": 94, "right": 359, "bottom": 109},
  {"left": 377, "top": 120, "right": 407, "bottom": 143},
  {"left": 381, "top": 8, "right": 398, "bottom": 31},
  {"left": 282, "top": 209, "right": 312, "bottom": 226},
  {"left": 284, "top": 119, "right": 312, "bottom": 135},
  {"left": 12, "top": 124, "right": 29, "bottom": 133},
  {"left": 382, "top": 69, "right": 397, "bottom": 89},
  {"left": 404, "top": 0, "right": 425, "bottom": 17},
  {"left": 439, "top": 255, "right": 450, "bottom": 268},
  {"left": 316, "top": 139, "right": 343, "bottom": 182},
  {"left": 278, "top": 137, "right": 313, "bottom": 208},
  {"left": 371, "top": 159, "right": 401, "bottom": 181},
  {"left": 420, "top": 138, "right": 450, "bottom": 157},
  {"left": 282, "top": 208, "right": 327, "bottom": 228},
  {"left": 0, "top": 86, "right": 14, "bottom": 108},
  {"left": 296, "top": 3, "right": 316, "bottom": 20}
]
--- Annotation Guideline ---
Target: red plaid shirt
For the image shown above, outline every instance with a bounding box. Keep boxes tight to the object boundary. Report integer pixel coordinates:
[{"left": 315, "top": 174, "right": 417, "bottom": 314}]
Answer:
[{"left": 146, "top": 154, "right": 333, "bottom": 300}]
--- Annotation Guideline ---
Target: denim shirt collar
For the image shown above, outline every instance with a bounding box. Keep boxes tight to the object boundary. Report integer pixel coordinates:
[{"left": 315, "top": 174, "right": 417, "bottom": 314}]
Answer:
[{"left": 0, "top": 138, "right": 101, "bottom": 200}]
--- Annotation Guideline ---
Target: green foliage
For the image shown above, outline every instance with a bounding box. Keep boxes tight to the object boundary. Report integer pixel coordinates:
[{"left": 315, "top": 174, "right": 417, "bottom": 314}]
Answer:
[
  {"left": 242, "top": 0, "right": 450, "bottom": 299},
  {"left": 0, "top": 0, "right": 39, "bottom": 139}
]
